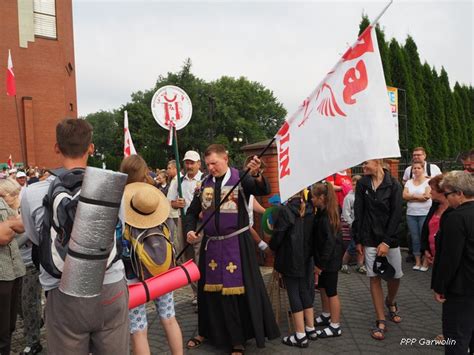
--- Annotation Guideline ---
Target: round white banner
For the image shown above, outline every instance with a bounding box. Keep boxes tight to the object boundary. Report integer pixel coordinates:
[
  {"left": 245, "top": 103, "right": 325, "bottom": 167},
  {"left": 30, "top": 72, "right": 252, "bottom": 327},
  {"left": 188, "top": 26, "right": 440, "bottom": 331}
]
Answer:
[{"left": 151, "top": 85, "right": 193, "bottom": 131}]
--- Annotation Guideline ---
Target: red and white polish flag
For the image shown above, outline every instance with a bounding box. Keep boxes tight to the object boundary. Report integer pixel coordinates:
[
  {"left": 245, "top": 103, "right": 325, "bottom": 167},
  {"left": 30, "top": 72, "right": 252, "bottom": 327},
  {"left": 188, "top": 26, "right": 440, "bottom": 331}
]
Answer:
[
  {"left": 124, "top": 110, "right": 137, "bottom": 158},
  {"left": 276, "top": 25, "right": 400, "bottom": 202},
  {"left": 6, "top": 49, "right": 16, "bottom": 96}
]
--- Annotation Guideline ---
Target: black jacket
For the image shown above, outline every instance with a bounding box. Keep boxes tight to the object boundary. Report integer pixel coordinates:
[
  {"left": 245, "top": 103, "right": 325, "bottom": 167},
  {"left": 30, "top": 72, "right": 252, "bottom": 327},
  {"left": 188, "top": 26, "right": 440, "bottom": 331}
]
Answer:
[
  {"left": 353, "top": 170, "right": 403, "bottom": 248},
  {"left": 312, "top": 209, "right": 343, "bottom": 272},
  {"left": 432, "top": 201, "right": 474, "bottom": 297},
  {"left": 269, "top": 199, "right": 314, "bottom": 278}
]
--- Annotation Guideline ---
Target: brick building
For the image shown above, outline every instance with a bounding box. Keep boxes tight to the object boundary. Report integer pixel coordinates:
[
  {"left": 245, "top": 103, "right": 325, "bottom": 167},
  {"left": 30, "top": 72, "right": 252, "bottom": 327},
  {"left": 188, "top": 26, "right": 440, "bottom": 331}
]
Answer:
[{"left": 0, "top": 0, "right": 77, "bottom": 168}]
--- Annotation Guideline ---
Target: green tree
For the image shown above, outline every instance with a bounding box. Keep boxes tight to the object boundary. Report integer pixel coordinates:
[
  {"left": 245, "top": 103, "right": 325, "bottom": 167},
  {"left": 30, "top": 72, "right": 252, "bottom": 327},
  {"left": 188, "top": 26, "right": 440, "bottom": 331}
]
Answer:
[
  {"left": 86, "top": 110, "right": 122, "bottom": 170},
  {"left": 439, "top": 67, "right": 462, "bottom": 156},
  {"left": 86, "top": 59, "right": 286, "bottom": 169},
  {"left": 389, "top": 39, "right": 428, "bottom": 153},
  {"left": 421, "top": 64, "right": 449, "bottom": 158},
  {"left": 404, "top": 36, "right": 429, "bottom": 153},
  {"left": 453, "top": 83, "right": 469, "bottom": 152},
  {"left": 457, "top": 84, "right": 474, "bottom": 148},
  {"left": 358, "top": 15, "right": 392, "bottom": 86}
]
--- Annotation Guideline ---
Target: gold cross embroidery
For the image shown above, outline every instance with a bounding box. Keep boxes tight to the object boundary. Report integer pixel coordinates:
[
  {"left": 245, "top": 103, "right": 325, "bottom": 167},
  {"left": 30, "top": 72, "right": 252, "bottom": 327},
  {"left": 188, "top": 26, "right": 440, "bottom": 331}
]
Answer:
[
  {"left": 209, "top": 259, "right": 218, "bottom": 271},
  {"left": 226, "top": 262, "right": 238, "bottom": 274}
]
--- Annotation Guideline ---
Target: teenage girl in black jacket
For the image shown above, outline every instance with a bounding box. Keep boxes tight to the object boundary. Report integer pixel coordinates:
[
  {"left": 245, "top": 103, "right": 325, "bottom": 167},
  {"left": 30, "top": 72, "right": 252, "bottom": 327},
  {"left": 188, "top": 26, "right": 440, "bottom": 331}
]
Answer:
[
  {"left": 311, "top": 182, "right": 343, "bottom": 338},
  {"left": 270, "top": 191, "right": 316, "bottom": 348}
]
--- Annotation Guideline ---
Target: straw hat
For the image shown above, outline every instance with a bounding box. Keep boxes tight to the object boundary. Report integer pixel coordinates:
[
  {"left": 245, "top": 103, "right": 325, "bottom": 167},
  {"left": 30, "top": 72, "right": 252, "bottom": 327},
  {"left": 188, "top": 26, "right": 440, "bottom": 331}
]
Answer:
[{"left": 123, "top": 182, "right": 170, "bottom": 229}]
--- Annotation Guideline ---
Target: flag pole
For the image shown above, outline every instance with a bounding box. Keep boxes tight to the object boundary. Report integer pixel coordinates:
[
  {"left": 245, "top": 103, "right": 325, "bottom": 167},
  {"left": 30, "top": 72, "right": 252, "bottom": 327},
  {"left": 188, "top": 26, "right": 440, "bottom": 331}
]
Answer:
[
  {"left": 13, "top": 95, "right": 26, "bottom": 167},
  {"left": 172, "top": 126, "right": 185, "bottom": 216},
  {"left": 371, "top": 0, "right": 393, "bottom": 26},
  {"left": 175, "top": 137, "right": 276, "bottom": 262}
]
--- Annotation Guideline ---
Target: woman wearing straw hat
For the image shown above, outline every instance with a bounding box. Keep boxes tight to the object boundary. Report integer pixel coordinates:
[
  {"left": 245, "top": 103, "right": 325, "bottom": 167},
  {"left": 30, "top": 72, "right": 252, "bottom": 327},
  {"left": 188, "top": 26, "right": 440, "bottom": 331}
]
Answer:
[{"left": 120, "top": 155, "right": 183, "bottom": 355}]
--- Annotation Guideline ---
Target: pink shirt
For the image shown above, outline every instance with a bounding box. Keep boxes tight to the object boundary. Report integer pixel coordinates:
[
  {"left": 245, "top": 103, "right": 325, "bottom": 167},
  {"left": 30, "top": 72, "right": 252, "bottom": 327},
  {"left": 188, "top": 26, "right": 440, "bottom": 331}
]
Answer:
[{"left": 428, "top": 214, "right": 441, "bottom": 257}]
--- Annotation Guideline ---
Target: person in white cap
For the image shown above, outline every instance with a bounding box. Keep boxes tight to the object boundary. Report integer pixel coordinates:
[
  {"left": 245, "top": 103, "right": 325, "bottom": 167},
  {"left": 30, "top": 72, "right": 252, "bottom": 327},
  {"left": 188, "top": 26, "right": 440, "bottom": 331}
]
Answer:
[
  {"left": 15, "top": 171, "right": 27, "bottom": 187},
  {"left": 168, "top": 150, "right": 203, "bottom": 305}
]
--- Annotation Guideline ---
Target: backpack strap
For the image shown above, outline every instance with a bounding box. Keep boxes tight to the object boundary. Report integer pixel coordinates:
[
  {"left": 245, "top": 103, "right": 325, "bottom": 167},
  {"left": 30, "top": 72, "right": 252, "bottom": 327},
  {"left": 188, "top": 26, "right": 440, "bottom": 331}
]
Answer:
[{"left": 427, "top": 163, "right": 432, "bottom": 176}]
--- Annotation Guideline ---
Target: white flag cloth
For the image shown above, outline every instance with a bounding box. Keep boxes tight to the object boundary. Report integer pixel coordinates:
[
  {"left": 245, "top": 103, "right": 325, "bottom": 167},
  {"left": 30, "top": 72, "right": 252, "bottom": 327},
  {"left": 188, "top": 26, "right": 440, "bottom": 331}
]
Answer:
[
  {"left": 124, "top": 110, "right": 137, "bottom": 157},
  {"left": 276, "top": 25, "right": 400, "bottom": 202}
]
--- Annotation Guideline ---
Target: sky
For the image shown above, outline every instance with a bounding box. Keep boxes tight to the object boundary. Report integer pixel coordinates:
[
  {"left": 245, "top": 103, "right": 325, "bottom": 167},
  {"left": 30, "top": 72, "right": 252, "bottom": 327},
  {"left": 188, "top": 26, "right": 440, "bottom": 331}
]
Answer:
[{"left": 73, "top": 0, "right": 473, "bottom": 118}]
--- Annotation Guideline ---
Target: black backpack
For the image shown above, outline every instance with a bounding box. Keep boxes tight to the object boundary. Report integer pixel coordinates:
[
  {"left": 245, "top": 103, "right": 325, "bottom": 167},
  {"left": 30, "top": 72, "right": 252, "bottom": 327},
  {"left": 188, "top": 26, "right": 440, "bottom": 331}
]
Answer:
[
  {"left": 38, "top": 168, "right": 84, "bottom": 278},
  {"left": 38, "top": 168, "right": 121, "bottom": 278}
]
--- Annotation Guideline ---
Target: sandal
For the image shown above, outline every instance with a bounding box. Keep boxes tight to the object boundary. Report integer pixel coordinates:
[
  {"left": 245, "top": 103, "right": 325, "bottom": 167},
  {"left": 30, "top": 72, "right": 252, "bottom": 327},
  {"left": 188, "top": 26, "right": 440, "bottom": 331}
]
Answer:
[
  {"left": 371, "top": 320, "right": 387, "bottom": 340},
  {"left": 315, "top": 313, "right": 331, "bottom": 326},
  {"left": 186, "top": 337, "right": 203, "bottom": 350},
  {"left": 316, "top": 324, "right": 342, "bottom": 338},
  {"left": 282, "top": 333, "right": 309, "bottom": 348},
  {"left": 306, "top": 328, "right": 318, "bottom": 341},
  {"left": 385, "top": 298, "right": 402, "bottom": 323}
]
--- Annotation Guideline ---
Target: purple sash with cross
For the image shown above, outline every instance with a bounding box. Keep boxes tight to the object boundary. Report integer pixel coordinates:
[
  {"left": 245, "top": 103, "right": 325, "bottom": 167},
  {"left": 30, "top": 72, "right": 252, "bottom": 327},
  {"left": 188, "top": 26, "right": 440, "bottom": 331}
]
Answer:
[{"left": 201, "top": 168, "right": 246, "bottom": 295}]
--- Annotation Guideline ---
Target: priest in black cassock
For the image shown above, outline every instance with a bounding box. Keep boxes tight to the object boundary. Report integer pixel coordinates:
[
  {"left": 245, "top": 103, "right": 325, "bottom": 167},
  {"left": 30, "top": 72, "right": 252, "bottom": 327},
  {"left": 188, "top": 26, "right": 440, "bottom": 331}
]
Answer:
[{"left": 184, "top": 144, "right": 280, "bottom": 355}]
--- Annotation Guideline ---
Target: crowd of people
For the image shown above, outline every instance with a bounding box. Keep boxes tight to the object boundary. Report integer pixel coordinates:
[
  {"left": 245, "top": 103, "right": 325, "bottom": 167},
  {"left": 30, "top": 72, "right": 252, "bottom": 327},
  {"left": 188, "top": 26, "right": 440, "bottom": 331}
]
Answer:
[{"left": 0, "top": 118, "right": 473, "bottom": 355}]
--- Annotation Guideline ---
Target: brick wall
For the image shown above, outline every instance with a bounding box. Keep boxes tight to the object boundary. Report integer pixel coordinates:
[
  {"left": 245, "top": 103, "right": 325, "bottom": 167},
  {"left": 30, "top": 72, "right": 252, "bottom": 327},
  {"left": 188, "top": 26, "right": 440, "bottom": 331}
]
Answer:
[{"left": 0, "top": 0, "right": 77, "bottom": 168}]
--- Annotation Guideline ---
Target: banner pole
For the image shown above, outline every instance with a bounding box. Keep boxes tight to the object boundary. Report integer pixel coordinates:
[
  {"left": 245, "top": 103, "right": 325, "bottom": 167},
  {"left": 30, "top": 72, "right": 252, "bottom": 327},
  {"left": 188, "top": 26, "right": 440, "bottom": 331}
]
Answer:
[
  {"left": 172, "top": 126, "right": 185, "bottom": 216},
  {"left": 371, "top": 0, "right": 393, "bottom": 26}
]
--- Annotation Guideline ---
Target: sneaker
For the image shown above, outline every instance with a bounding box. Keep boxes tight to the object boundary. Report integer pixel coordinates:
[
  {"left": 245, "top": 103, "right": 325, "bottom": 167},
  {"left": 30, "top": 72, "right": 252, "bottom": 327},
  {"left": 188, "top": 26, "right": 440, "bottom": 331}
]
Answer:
[
  {"left": 340, "top": 265, "right": 350, "bottom": 274},
  {"left": 191, "top": 297, "right": 198, "bottom": 306},
  {"left": 419, "top": 266, "right": 429, "bottom": 272},
  {"left": 356, "top": 265, "right": 367, "bottom": 274},
  {"left": 20, "top": 343, "right": 43, "bottom": 355},
  {"left": 412, "top": 265, "right": 421, "bottom": 271}
]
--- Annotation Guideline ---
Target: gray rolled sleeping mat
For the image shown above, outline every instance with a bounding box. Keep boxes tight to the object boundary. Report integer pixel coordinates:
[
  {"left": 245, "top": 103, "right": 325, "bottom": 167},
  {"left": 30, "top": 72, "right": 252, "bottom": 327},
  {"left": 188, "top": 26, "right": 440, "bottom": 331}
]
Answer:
[{"left": 59, "top": 167, "right": 128, "bottom": 297}]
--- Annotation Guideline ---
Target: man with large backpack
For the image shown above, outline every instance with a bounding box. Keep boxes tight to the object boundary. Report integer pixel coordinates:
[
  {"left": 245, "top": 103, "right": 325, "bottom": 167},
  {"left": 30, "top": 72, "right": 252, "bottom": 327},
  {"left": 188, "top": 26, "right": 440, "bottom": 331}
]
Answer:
[{"left": 21, "top": 118, "right": 129, "bottom": 355}]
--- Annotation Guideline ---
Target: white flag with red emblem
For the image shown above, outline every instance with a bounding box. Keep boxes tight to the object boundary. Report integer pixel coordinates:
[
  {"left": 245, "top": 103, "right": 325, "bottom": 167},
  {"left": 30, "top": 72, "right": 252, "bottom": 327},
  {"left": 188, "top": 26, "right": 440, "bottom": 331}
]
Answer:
[
  {"left": 7, "top": 154, "right": 13, "bottom": 169},
  {"left": 276, "top": 24, "right": 400, "bottom": 202},
  {"left": 6, "top": 49, "right": 16, "bottom": 96},
  {"left": 124, "top": 111, "right": 137, "bottom": 157}
]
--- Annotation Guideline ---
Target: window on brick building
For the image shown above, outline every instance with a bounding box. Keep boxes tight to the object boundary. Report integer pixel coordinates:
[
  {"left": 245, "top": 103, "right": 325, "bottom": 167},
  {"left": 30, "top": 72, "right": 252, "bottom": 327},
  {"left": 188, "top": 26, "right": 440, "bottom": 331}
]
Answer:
[{"left": 33, "top": 0, "right": 57, "bottom": 39}]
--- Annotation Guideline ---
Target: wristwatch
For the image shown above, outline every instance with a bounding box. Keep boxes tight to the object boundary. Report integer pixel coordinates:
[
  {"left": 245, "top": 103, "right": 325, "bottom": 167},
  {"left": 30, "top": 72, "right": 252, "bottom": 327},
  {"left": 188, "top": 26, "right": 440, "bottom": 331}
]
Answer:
[{"left": 251, "top": 172, "right": 261, "bottom": 178}]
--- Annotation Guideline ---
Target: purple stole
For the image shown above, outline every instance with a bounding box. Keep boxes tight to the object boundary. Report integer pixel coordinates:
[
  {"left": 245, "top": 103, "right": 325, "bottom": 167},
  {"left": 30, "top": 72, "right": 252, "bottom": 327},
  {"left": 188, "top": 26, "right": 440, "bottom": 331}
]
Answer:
[{"left": 201, "top": 168, "right": 245, "bottom": 295}]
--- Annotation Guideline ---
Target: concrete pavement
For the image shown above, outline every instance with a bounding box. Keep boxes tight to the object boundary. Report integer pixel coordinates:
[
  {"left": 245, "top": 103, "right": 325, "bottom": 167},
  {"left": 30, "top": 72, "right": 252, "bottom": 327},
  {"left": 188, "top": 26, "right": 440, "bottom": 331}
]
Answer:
[{"left": 11, "top": 250, "right": 445, "bottom": 354}]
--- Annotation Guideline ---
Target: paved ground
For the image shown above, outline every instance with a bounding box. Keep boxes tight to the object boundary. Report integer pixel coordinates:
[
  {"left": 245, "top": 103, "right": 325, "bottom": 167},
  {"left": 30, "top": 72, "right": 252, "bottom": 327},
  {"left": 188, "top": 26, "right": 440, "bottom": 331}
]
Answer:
[{"left": 12, "top": 250, "right": 445, "bottom": 354}]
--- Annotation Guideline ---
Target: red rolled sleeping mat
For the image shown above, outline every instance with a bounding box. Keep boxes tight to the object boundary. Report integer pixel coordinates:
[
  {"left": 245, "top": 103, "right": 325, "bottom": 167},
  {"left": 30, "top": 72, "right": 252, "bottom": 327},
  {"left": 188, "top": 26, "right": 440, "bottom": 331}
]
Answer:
[{"left": 128, "top": 260, "right": 200, "bottom": 309}]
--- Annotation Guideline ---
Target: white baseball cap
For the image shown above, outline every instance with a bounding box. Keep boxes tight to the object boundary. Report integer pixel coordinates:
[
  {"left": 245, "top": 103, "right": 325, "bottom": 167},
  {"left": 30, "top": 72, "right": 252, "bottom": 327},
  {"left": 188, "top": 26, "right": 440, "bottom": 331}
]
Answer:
[
  {"left": 16, "top": 171, "right": 27, "bottom": 178},
  {"left": 183, "top": 150, "right": 200, "bottom": 162}
]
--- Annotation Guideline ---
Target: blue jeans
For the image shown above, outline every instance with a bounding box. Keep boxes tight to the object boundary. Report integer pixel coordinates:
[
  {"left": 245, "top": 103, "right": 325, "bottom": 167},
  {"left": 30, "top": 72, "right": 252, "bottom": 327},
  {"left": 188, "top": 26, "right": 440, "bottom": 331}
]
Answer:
[{"left": 406, "top": 215, "right": 427, "bottom": 256}]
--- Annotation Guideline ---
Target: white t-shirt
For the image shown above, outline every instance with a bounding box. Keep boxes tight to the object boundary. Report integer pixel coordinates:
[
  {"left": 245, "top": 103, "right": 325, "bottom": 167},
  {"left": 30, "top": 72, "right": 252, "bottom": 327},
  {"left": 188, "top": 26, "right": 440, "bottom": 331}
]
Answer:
[
  {"left": 405, "top": 179, "right": 432, "bottom": 216},
  {"left": 166, "top": 176, "right": 180, "bottom": 218},
  {"left": 167, "top": 171, "right": 203, "bottom": 214}
]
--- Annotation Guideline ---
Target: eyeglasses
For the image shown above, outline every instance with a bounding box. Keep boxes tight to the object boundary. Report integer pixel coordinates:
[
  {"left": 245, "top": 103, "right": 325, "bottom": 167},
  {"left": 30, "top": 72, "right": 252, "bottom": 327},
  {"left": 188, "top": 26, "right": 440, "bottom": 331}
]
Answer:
[{"left": 444, "top": 191, "right": 458, "bottom": 198}]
